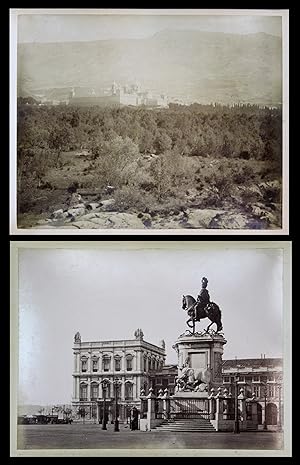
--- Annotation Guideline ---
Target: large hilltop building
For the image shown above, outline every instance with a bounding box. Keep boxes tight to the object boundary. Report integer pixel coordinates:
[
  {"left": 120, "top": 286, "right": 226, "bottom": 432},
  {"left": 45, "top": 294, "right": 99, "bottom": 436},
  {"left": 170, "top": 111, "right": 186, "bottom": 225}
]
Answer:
[
  {"left": 32, "top": 82, "right": 169, "bottom": 108},
  {"left": 69, "top": 82, "right": 168, "bottom": 108}
]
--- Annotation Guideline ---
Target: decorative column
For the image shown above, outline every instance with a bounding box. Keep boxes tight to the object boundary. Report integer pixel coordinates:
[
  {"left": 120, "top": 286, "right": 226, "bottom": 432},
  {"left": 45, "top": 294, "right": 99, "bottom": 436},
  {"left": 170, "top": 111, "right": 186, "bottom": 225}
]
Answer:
[
  {"left": 87, "top": 381, "right": 91, "bottom": 401},
  {"left": 157, "top": 389, "right": 164, "bottom": 418},
  {"left": 162, "top": 388, "right": 170, "bottom": 420},
  {"left": 208, "top": 388, "right": 216, "bottom": 420},
  {"left": 76, "top": 352, "right": 80, "bottom": 373},
  {"left": 140, "top": 389, "right": 147, "bottom": 419},
  {"left": 147, "top": 387, "right": 156, "bottom": 430},
  {"left": 72, "top": 377, "right": 76, "bottom": 400},
  {"left": 121, "top": 378, "right": 125, "bottom": 401},
  {"left": 223, "top": 388, "right": 229, "bottom": 420},
  {"left": 96, "top": 403, "right": 100, "bottom": 423},
  {"left": 215, "top": 387, "right": 224, "bottom": 431},
  {"left": 238, "top": 387, "right": 246, "bottom": 428},
  {"left": 76, "top": 377, "right": 80, "bottom": 400}
]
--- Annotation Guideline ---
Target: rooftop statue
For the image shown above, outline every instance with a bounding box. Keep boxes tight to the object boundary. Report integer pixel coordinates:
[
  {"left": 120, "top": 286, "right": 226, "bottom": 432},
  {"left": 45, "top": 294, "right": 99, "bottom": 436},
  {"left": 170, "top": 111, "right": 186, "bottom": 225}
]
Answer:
[
  {"left": 74, "top": 332, "right": 81, "bottom": 343},
  {"left": 182, "top": 277, "right": 223, "bottom": 333},
  {"left": 134, "top": 328, "right": 144, "bottom": 340}
]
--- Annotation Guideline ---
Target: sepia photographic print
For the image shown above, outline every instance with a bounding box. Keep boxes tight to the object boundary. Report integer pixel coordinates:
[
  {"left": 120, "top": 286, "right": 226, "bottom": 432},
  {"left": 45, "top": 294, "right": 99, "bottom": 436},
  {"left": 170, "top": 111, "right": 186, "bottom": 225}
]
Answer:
[
  {"left": 10, "top": 241, "right": 291, "bottom": 457},
  {"left": 10, "top": 9, "right": 289, "bottom": 234}
]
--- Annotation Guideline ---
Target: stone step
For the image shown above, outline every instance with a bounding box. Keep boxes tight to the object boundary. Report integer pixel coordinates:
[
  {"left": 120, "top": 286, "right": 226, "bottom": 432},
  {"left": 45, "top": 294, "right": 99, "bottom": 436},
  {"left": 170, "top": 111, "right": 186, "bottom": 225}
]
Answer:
[{"left": 153, "top": 418, "right": 216, "bottom": 432}]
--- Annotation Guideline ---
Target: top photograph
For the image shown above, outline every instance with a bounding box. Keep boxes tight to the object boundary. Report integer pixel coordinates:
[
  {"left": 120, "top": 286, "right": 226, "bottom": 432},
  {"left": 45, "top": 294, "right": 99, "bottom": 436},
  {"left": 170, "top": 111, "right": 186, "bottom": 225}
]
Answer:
[{"left": 10, "top": 9, "right": 289, "bottom": 235}]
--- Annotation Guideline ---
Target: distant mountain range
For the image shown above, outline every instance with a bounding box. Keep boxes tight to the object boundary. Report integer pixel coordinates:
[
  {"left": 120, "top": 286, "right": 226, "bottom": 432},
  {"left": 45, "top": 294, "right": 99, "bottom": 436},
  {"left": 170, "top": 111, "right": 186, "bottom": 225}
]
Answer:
[{"left": 17, "top": 30, "right": 282, "bottom": 105}]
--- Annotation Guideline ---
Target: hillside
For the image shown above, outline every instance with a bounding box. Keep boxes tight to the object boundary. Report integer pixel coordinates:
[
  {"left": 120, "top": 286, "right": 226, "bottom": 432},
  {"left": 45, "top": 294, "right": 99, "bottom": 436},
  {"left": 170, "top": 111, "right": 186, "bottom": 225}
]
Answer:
[{"left": 17, "top": 30, "right": 282, "bottom": 105}]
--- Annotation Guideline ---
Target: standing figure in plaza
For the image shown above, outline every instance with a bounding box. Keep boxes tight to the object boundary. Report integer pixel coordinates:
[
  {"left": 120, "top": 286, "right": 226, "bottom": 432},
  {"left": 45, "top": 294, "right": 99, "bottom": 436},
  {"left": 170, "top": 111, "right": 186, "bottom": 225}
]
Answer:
[{"left": 182, "top": 277, "right": 223, "bottom": 333}]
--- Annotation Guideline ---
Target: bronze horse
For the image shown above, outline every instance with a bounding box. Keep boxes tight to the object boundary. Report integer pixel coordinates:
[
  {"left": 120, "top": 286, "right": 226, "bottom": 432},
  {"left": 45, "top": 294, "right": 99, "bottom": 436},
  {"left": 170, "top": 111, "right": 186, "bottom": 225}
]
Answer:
[{"left": 182, "top": 294, "right": 223, "bottom": 333}]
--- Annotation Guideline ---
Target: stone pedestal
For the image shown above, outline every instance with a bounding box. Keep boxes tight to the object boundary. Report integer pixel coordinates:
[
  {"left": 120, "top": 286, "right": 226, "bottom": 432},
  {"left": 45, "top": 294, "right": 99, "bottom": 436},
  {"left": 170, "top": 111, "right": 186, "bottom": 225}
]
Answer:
[{"left": 173, "top": 330, "right": 227, "bottom": 397}]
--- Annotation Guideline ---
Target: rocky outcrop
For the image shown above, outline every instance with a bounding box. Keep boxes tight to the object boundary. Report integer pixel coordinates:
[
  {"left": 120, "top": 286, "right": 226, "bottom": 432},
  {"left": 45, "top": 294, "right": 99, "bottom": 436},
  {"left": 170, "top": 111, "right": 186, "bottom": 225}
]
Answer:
[
  {"left": 34, "top": 211, "right": 145, "bottom": 229},
  {"left": 33, "top": 195, "right": 281, "bottom": 230},
  {"left": 71, "top": 212, "right": 144, "bottom": 229}
]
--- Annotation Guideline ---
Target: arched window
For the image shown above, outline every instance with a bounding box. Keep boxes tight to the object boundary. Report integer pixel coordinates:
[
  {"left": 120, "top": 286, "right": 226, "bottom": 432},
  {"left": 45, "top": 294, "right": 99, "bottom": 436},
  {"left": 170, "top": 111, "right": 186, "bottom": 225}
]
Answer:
[
  {"left": 91, "top": 383, "right": 99, "bottom": 400},
  {"left": 102, "top": 356, "right": 111, "bottom": 372},
  {"left": 126, "top": 355, "right": 133, "bottom": 372},
  {"left": 81, "top": 357, "right": 88, "bottom": 373},
  {"left": 114, "top": 355, "right": 121, "bottom": 372},
  {"left": 80, "top": 384, "right": 88, "bottom": 400},
  {"left": 102, "top": 381, "right": 111, "bottom": 398},
  {"left": 266, "top": 403, "right": 278, "bottom": 425},
  {"left": 125, "top": 382, "right": 133, "bottom": 400},
  {"left": 92, "top": 357, "right": 99, "bottom": 372}
]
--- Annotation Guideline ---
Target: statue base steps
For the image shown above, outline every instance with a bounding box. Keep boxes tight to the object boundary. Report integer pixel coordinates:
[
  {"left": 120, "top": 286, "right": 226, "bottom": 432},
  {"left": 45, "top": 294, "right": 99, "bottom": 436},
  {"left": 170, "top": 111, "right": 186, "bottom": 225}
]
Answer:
[{"left": 172, "top": 391, "right": 208, "bottom": 399}]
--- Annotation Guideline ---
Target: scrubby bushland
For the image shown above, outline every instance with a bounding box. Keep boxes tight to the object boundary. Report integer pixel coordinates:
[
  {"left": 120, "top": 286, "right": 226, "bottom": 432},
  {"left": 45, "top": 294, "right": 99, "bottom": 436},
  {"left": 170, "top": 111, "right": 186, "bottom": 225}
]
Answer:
[{"left": 17, "top": 102, "right": 282, "bottom": 216}]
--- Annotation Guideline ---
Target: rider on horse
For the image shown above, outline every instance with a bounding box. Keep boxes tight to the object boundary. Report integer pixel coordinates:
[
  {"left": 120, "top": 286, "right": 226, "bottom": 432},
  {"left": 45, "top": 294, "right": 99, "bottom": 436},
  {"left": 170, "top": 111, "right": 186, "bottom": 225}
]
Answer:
[{"left": 195, "top": 277, "right": 210, "bottom": 320}]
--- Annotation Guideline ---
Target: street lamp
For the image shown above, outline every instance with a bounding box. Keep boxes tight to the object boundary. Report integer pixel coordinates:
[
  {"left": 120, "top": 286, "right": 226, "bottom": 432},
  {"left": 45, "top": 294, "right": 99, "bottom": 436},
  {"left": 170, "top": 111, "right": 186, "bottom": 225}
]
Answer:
[
  {"left": 234, "top": 376, "right": 240, "bottom": 434},
  {"left": 101, "top": 379, "right": 109, "bottom": 430},
  {"left": 113, "top": 378, "right": 122, "bottom": 432}
]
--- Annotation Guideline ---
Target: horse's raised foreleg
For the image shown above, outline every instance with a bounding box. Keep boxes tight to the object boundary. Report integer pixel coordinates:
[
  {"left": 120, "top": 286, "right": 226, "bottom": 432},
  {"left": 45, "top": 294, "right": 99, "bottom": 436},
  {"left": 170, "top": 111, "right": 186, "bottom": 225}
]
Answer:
[{"left": 186, "top": 318, "right": 194, "bottom": 329}]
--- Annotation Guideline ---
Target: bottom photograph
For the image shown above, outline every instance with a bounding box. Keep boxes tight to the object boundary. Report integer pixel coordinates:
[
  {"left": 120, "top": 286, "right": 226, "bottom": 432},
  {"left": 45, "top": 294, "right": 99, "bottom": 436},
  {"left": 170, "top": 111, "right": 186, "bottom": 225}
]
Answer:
[{"left": 10, "top": 241, "right": 291, "bottom": 457}]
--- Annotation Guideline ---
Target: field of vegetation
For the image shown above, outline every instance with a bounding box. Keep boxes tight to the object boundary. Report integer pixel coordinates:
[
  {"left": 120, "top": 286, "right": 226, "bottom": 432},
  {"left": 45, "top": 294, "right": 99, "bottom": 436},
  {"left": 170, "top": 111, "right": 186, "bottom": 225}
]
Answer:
[{"left": 17, "top": 102, "right": 282, "bottom": 229}]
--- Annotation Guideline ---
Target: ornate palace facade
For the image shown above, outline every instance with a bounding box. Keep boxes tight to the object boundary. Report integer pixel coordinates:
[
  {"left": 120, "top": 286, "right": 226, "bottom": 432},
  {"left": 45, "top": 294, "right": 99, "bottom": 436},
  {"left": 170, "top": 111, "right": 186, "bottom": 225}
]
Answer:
[
  {"left": 72, "top": 329, "right": 165, "bottom": 422},
  {"left": 222, "top": 357, "right": 283, "bottom": 428}
]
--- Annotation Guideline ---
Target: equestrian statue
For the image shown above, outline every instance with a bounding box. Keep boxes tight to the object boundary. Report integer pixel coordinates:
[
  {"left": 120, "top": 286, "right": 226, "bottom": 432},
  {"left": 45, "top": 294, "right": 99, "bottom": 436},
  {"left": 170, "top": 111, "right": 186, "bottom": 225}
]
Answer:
[{"left": 182, "top": 277, "right": 223, "bottom": 333}]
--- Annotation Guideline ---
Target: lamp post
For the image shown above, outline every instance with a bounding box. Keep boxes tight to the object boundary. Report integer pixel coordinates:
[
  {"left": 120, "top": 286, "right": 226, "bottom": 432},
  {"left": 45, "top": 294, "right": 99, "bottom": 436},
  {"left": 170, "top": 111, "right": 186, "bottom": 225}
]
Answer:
[
  {"left": 113, "top": 378, "right": 121, "bottom": 432},
  {"left": 234, "top": 376, "right": 240, "bottom": 434},
  {"left": 101, "top": 379, "right": 109, "bottom": 430}
]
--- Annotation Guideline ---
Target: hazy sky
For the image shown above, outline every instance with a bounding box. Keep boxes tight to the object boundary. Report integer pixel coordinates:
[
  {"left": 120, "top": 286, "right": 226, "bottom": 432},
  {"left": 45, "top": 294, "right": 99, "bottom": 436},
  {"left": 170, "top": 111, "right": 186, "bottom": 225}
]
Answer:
[
  {"left": 17, "top": 13, "right": 282, "bottom": 43},
  {"left": 18, "top": 246, "right": 283, "bottom": 405}
]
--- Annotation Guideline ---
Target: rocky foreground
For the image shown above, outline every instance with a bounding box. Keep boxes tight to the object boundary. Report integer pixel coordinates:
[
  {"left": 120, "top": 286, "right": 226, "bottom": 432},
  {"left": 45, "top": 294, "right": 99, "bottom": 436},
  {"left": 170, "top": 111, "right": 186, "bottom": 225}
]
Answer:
[{"left": 32, "top": 190, "right": 281, "bottom": 230}]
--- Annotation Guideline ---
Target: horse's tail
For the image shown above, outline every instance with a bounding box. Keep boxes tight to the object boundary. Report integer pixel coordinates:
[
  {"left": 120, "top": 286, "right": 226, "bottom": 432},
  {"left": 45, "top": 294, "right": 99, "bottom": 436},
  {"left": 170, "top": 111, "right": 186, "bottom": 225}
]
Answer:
[{"left": 210, "top": 302, "right": 223, "bottom": 331}]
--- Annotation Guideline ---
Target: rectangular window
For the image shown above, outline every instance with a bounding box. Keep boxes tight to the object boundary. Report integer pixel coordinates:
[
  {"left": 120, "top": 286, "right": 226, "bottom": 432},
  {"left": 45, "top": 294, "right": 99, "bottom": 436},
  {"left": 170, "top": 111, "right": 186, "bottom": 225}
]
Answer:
[
  {"left": 238, "top": 376, "right": 245, "bottom": 382},
  {"left": 103, "top": 358, "right": 110, "bottom": 372},
  {"left": 91, "top": 385, "right": 98, "bottom": 400},
  {"left": 92, "top": 360, "right": 98, "bottom": 372},
  {"left": 268, "top": 385, "right": 274, "bottom": 397},
  {"left": 253, "top": 385, "right": 259, "bottom": 397},
  {"left": 126, "top": 358, "right": 132, "bottom": 371},
  {"left": 253, "top": 376, "right": 259, "bottom": 382},
  {"left": 223, "top": 376, "right": 230, "bottom": 383},
  {"left": 81, "top": 360, "right": 87, "bottom": 372},
  {"left": 268, "top": 374, "right": 275, "bottom": 382},
  {"left": 125, "top": 383, "right": 133, "bottom": 400},
  {"left": 143, "top": 358, "right": 147, "bottom": 372},
  {"left": 80, "top": 385, "right": 87, "bottom": 400},
  {"left": 103, "top": 384, "right": 110, "bottom": 398},
  {"left": 115, "top": 358, "right": 121, "bottom": 371}
]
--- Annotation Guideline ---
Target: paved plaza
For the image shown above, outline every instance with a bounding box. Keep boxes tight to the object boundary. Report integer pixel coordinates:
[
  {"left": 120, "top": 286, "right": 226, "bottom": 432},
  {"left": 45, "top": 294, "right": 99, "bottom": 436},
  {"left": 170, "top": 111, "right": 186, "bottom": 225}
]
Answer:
[{"left": 17, "top": 424, "right": 284, "bottom": 451}]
